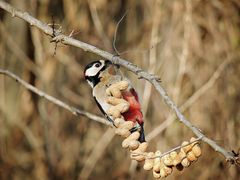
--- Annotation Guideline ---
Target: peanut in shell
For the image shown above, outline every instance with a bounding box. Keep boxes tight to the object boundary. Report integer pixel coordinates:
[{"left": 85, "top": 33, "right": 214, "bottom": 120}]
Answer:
[
  {"left": 143, "top": 152, "right": 155, "bottom": 171},
  {"left": 192, "top": 144, "right": 201, "bottom": 157}
]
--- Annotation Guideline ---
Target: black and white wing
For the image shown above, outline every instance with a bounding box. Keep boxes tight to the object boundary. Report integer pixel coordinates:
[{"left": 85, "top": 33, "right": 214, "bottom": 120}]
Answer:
[{"left": 93, "top": 96, "right": 115, "bottom": 125}]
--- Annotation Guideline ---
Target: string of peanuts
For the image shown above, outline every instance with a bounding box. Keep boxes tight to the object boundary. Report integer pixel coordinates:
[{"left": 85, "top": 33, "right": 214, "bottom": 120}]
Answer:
[{"left": 105, "top": 80, "right": 202, "bottom": 179}]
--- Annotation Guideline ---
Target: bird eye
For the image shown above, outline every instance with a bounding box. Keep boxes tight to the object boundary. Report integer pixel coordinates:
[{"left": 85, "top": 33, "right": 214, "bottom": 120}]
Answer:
[{"left": 95, "top": 63, "right": 101, "bottom": 67}]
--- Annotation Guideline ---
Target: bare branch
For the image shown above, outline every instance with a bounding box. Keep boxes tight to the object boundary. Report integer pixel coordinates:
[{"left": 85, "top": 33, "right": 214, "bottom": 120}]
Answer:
[
  {"left": 0, "top": 1, "right": 237, "bottom": 163},
  {"left": 147, "top": 55, "right": 234, "bottom": 141},
  {"left": 0, "top": 69, "right": 111, "bottom": 126}
]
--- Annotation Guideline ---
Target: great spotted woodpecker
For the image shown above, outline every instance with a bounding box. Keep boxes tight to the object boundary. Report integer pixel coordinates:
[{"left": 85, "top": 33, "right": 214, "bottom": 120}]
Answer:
[{"left": 84, "top": 60, "right": 145, "bottom": 142}]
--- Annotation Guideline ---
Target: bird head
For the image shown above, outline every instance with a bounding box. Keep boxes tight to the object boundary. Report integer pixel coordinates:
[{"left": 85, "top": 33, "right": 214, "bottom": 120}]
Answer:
[{"left": 84, "top": 60, "right": 115, "bottom": 88}]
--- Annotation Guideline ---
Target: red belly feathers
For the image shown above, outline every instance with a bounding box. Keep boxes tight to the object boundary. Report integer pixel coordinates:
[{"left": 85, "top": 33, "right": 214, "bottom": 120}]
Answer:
[{"left": 121, "top": 88, "right": 143, "bottom": 124}]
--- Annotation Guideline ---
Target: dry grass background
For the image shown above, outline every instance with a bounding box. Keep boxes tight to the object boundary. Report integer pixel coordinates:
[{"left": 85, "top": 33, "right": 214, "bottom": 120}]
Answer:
[{"left": 0, "top": 0, "right": 240, "bottom": 179}]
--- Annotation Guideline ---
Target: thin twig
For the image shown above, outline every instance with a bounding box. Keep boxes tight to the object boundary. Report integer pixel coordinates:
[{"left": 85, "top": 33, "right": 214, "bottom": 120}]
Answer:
[
  {"left": 0, "top": 69, "right": 111, "bottom": 126},
  {"left": 113, "top": 10, "right": 129, "bottom": 55},
  {"left": 131, "top": 136, "right": 203, "bottom": 159},
  {"left": 147, "top": 55, "right": 234, "bottom": 141},
  {"left": 0, "top": 1, "right": 237, "bottom": 163}
]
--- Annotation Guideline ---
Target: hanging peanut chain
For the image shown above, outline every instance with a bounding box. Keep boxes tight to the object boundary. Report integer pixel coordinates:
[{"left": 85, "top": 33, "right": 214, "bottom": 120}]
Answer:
[{"left": 105, "top": 80, "right": 202, "bottom": 179}]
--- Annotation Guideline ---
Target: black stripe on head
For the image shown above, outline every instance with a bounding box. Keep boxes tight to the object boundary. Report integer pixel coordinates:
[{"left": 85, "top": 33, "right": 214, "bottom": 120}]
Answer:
[{"left": 86, "top": 75, "right": 100, "bottom": 87}]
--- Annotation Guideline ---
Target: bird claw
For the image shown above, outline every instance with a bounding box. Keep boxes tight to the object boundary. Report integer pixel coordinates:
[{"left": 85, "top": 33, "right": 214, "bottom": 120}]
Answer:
[{"left": 130, "top": 123, "right": 141, "bottom": 133}]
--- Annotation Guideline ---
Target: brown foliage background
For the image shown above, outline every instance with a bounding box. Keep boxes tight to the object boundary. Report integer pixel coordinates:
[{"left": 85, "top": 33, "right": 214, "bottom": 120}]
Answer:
[{"left": 0, "top": 0, "right": 240, "bottom": 179}]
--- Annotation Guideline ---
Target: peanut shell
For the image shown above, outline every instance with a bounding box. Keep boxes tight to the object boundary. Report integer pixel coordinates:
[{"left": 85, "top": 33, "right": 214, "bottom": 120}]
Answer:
[
  {"left": 162, "top": 154, "right": 173, "bottom": 166},
  {"left": 190, "top": 137, "right": 199, "bottom": 146},
  {"left": 106, "top": 88, "right": 122, "bottom": 98},
  {"left": 115, "top": 128, "right": 130, "bottom": 138},
  {"left": 182, "top": 141, "right": 192, "bottom": 153},
  {"left": 106, "top": 81, "right": 129, "bottom": 98},
  {"left": 143, "top": 152, "right": 155, "bottom": 171},
  {"left": 160, "top": 168, "right": 168, "bottom": 178},
  {"left": 119, "top": 121, "right": 134, "bottom": 131},
  {"left": 114, "top": 118, "right": 125, "bottom": 127},
  {"left": 122, "top": 139, "right": 130, "bottom": 149},
  {"left": 187, "top": 151, "right": 197, "bottom": 161},
  {"left": 128, "top": 140, "right": 140, "bottom": 150},
  {"left": 153, "top": 170, "right": 161, "bottom": 179},
  {"left": 169, "top": 151, "right": 177, "bottom": 159},
  {"left": 192, "top": 145, "right": 201, "bottom": 157},
  {"left": 163, "top": 166, "right": 173, "bottom": 175},
  {"left": 122, "top": 131, "right": 140, "bottom": 149},
  {"left": 107, "top": 96, "right": 128, "bottom": 106},
  {"left": 107, "top": 107, "right": 121, "bottom": 119},
  {"left": 153, "top": 151, "right": 161, "bottom": 172},
  {"left": 173, "top": 150, "right": 186, "bottom": 166},
  {"left": 128, "top": 131, "right": 140, "bottom": 141},
  {"left": 117, "top": 103, "right": 130, "bottom": 113},
  {"left": 130, "top": 142, "right": 148, "bottom": 161},
  {"left": 181, "top": 158, "right": 190, "bottom": 167}
]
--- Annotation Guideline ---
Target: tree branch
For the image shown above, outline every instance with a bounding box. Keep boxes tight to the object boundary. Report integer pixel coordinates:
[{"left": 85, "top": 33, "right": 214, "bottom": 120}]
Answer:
[
  {"left": 0, "top": 69, "right": 110, "bottom": 126},
  {"left": 147, "top": 55, "right": 234, "bottom": 141},
  {"left": 0, "top": 1, "right": 237, "bottom": 163}
]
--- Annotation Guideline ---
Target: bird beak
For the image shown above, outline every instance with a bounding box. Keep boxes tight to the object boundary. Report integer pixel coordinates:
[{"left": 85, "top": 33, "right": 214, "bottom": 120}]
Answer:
[{"left": 105, "top": 60, "right": 113, "bottom": 66}]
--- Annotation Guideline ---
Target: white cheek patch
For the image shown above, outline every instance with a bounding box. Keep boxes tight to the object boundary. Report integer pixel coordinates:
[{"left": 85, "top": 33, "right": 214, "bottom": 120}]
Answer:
[{"left": 85, "top": 65, "right": 104, "bottom": 77}]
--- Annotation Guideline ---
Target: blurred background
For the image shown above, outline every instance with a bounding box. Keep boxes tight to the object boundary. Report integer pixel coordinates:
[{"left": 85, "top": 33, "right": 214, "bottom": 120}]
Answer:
[{"left": 0, "top": 0, "right": 240, "bottom": 179}]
